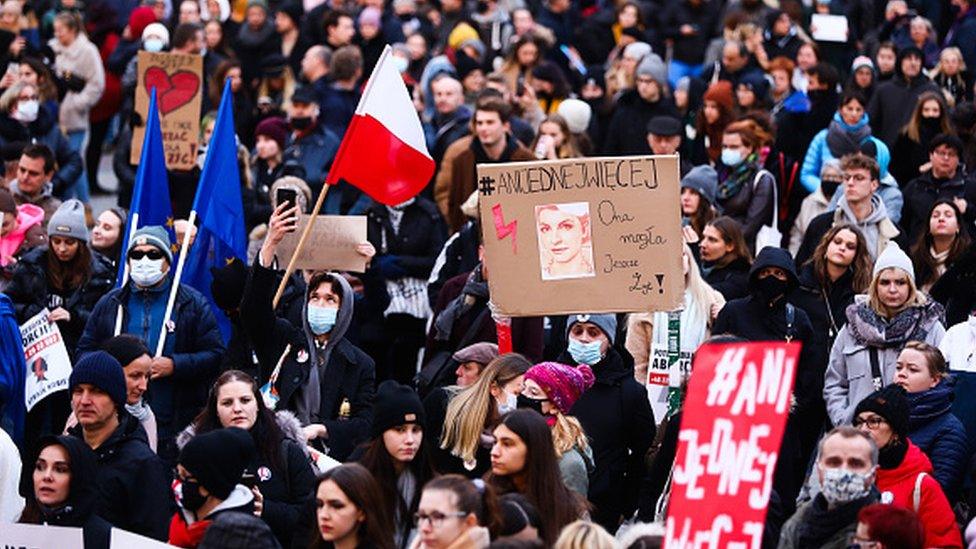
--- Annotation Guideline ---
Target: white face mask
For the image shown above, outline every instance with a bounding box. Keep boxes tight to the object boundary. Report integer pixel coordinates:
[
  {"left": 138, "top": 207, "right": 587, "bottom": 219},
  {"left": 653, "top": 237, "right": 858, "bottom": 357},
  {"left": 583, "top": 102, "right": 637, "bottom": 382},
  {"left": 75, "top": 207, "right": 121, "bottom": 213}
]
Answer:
[
  {"left": 392, "top": 55, "right": 409, "bottom": 74},
  {"left": 497, "top": 392, "right": 517, "bottom": 415},
  {"left": 13, "top": 99, "right": 38, "bottom": 123},
  {"left": 130, "top": 257, "right": 166, "bottom": 287},
  {"left": 144, "top": 38, "right": 165, "bottom": 52}
]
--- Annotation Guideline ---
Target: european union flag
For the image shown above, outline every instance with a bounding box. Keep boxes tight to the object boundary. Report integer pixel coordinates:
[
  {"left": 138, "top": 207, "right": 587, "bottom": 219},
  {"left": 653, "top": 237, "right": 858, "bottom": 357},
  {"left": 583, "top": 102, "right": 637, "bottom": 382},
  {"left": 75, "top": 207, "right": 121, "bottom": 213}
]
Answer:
[
  {"left": 182, "top": 79, "right": 247, "bottom": 341},
  {"left": 116, "top": 88, "right": 177, "bottom": 287}
]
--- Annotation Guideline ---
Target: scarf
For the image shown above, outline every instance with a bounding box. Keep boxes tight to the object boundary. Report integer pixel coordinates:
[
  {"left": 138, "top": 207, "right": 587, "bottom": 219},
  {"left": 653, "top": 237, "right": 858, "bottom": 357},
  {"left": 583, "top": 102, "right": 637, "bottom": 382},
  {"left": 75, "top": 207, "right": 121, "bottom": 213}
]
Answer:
[
  {"left": 825, "top": 114, "right": 872, "bottom": 158},
  {"left": 168, "top": 512, "right": 211, "bottom": 548},
  {"left": 796, "top": 491, "right": 878, "bottom": 547},
  {"left": 717, "top": 153, "right": 759, "bottom": 200},
  {"left": 930, "top": 246, "right": 950, "bottom": 277},
  {"left": 846, "top": 300, "right": 944, "bottom": 348},
  {"left": 651, "top": 290, "right": 710, "bottom": 353},
  {"left": 434, "top": 267, "right": 489, "bottom": 342},
  {"left": 125, "top": 399, "right": 151, "bottom": 422},
  {"left": 471, "top": 134, "right": 519, "bottom": 165},
  {"left": 878, "top": 438, "right": 908, "bottom": 469}
]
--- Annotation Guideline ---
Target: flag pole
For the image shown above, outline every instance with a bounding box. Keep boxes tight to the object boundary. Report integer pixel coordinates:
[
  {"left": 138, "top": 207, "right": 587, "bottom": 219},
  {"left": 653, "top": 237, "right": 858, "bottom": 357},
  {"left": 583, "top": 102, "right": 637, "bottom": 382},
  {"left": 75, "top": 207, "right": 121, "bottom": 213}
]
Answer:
[
  {"left": 271, "top": 46, "right": 395, "bottom": 308},
  {"left": 113, "top": 212, "right": 140, "bottom": 336},
  {"left": 154, "top": 210, "right": 197, "bottom": 357}
]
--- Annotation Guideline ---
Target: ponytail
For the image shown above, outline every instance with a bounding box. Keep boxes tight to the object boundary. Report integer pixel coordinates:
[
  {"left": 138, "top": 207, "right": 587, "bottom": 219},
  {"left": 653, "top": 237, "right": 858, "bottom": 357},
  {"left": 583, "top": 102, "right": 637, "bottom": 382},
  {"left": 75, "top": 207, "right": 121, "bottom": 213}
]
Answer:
[{"left": 423, "top": 475, "right": 502, "bottom": 538}]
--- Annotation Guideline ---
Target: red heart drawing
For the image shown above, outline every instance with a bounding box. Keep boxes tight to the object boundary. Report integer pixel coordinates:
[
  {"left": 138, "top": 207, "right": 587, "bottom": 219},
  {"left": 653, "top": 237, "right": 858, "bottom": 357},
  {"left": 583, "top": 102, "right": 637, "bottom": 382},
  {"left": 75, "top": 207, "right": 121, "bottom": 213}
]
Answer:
[{"left": 144, "top": 67, "right": 200, "bottom": 115}]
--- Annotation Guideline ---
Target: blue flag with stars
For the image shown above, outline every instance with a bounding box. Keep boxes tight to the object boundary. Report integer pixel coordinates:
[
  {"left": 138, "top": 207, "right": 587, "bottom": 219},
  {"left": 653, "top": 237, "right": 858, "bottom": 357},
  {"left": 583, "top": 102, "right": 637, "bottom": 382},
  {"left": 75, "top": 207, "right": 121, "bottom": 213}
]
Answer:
[
  {"left": 182, "top": 79, "right": 247, "bottom": 342},
  {"left": 117, "top": 88, "right": 177, "bottom": 287}
]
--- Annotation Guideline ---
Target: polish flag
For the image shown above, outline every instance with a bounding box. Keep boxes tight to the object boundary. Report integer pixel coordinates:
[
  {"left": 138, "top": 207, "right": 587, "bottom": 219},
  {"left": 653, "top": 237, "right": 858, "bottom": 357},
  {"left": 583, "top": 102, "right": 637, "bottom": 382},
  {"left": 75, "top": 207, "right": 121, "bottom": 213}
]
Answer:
[{"left": 325, "top": 46, "right": 435, "bottom": 205}]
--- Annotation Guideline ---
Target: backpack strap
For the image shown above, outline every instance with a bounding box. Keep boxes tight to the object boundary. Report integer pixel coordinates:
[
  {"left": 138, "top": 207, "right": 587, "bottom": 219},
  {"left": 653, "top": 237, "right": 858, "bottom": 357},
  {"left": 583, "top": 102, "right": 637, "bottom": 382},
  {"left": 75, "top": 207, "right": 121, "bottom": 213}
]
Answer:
[
  {"left": 870, "top": 347, "right": 883, "bottom": 391},
  {"left": 753, "top": 169, "right": 777, "bottom": 228},
  {"left": 785, "top": 303, "right": 795, "bottom": 343},
  {"left": 913, "top": 472, "right": 928, "bottom": 512}
]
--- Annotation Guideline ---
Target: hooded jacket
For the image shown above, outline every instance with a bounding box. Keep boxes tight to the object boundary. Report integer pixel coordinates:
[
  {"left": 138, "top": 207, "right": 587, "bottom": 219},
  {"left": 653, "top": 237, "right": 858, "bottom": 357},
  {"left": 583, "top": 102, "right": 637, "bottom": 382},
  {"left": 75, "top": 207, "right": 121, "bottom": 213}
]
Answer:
[
  {"left": 906, "top": 379, "right": 969, "bottom": 502},
  {"left": 875, "top": 440, "right": 963, "bottom": 548},
  {"left": 67, "top": 413, "right": 173, "bottom": 540},
  {"left": 241, "top": 259, "right": 375, "bottom": 462},
  {"left": 169, "top": 484, "right": 255, "bottom": 548},
  {"left": 866, "top": 51, "right": 940, "bottom": 147},
  {"left": 562, "top": 346, "right": 655, "bottom": 530},
  {"left": 21, "top": 436, "right": 111, "bottom": 549},
  {"left": 0, "top": 203, "right": 45, "bottom": 268},
  {"left": 795, "top": 194, "right": 904, "bottom": 267},
  {"left": 701, "top": 255, "right": 751, "bottom": 301}
]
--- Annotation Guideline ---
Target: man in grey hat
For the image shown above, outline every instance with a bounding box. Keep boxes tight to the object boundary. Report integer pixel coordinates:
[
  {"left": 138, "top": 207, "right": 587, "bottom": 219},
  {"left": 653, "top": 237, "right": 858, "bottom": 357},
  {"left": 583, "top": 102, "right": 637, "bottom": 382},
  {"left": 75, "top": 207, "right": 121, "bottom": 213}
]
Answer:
[
  {"left": 604, "top": 54, "right": 679, "bottom": 155},
  {"left": 77, "top": 225, "right": 223, "bottom": 466}
]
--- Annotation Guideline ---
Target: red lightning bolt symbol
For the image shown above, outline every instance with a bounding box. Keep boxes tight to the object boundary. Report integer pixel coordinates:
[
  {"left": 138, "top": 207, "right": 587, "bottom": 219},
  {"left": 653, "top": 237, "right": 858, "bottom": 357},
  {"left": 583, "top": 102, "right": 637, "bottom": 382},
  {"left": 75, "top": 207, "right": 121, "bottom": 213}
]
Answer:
[{"left": 491, "top": 203, "right": 517, "bottom": 254}]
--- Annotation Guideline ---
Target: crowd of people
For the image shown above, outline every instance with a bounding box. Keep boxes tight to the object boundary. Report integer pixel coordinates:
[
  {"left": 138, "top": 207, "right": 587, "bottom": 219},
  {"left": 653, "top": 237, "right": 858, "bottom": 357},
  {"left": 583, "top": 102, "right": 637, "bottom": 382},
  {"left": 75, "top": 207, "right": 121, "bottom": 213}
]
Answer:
[{"left": 0, "top": 0, "right": 976, "bottom": 546}]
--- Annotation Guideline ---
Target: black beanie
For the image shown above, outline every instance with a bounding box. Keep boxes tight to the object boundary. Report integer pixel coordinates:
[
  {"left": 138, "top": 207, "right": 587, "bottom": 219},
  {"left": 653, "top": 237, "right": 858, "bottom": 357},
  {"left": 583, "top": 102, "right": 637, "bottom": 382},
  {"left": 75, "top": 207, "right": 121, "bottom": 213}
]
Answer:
[
  {"left": 100, "top": 334, "right": 150, "bottom": 368},
  {"left": 209, "top": 257, "right": 248, "bottom": 312},
  {"left": 854, "top": 384, "right": 910, "bottom": 439},
  {"left": 371, "top": 381, "right": 425, "bottom": 438},
  {"left": 179, "top": 428, "right": 256, "bottom": 500},
  {"left": 68, "top": 351, "right": 127, "bottom": 410}
]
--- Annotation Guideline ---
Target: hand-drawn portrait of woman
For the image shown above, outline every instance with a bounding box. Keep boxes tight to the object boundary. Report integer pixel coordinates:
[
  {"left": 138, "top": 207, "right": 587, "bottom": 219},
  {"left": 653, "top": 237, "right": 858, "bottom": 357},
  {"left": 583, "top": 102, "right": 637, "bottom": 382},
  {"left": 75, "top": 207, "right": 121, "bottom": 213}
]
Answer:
[{"left": 535, "top": 202, "right": 595, "bottom": 280}]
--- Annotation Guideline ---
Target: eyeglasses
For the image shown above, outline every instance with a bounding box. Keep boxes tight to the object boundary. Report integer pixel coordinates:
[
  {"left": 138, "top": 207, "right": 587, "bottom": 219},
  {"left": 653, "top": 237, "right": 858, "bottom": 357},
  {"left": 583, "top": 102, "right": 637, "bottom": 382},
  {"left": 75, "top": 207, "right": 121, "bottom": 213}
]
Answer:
[
  {"left": 129, "top": 249, "right": 165, "bottom": 261},
  {"left": 852, "top": 416, "right": 887, "bottom": 430},
  {"left": 413, "top": 511, "right": 468, "bottom": 527},
  {"left": 843, "top": 174, "right": 870, "bottom": 183}
]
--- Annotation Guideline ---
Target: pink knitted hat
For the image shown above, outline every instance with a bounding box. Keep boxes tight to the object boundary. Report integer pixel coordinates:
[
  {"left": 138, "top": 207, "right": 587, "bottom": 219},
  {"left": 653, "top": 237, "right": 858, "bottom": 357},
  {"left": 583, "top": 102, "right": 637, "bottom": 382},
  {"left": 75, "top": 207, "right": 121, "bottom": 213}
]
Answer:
[{"left": 524, "top": 362, "right": 595, "bottom": 414}]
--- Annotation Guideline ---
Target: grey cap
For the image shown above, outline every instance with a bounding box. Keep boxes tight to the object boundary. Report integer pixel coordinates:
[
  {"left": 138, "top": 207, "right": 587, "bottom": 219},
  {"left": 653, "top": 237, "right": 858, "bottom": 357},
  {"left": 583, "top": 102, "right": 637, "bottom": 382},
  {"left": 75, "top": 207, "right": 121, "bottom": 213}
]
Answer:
[
  {"left": 636, "top": 53, "right": 668, "bottom": 88},
  {"left": 47, "top": 199, "right": 88, "bottom": 243},
  {"left": 681, "top": 165, "right": 718, "bottom": 206},
  {"left": 566, "top": 313, "right": 617, "bottom": 344},
  {"left": 128, "top": 225, "right": 173, "bottom": 263}
]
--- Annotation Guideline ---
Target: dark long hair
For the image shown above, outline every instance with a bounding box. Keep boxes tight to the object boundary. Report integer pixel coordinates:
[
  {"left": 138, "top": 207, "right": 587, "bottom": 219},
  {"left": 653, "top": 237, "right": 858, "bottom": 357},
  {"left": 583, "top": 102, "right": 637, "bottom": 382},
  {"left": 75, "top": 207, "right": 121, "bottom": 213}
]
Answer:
[
  {"left": 809, "top": 224, "right": 873, "bottom": 292},
  {"left": 911, "top": 198, "right": 971, "bottom": 289},
  {"left": 705, "top": 216, "right": 752, "bottom": 266},
  {"left": 485, "top": 410, "right": 584, "bottom": 546},
  {"left": 46, "top": 238, "right": 91, "bottom": 292},
  {"left": 423, "top": 475, "right": 503, "bottom": 537},
  {"left": 357, "top": 424, "right": 437, "bottom": 545},
  {"left": 189, "top": 370, "right": 284, "bottom": 470},
  {"left": 309, "top": 464, "right": 394, "bottom": 549}
]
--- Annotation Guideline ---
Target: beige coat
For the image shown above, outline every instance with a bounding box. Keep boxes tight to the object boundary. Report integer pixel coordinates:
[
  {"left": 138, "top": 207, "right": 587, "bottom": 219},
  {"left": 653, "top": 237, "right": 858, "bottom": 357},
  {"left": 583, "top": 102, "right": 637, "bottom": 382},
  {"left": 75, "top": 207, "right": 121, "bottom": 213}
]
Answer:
[{"left": 49, "top": 33, "right": 105, "bottom": 132}]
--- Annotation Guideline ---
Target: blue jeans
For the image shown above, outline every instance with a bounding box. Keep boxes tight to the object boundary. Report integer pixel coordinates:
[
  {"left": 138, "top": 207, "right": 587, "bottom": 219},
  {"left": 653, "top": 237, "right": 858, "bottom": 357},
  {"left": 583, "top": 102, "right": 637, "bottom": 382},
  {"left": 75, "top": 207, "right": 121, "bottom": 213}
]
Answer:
[
  {"left": 64, "top": 129, "right": 90, "bottom": 203},
  {"left": 668, "top": 60, "right": 705, "bottom": 89}
]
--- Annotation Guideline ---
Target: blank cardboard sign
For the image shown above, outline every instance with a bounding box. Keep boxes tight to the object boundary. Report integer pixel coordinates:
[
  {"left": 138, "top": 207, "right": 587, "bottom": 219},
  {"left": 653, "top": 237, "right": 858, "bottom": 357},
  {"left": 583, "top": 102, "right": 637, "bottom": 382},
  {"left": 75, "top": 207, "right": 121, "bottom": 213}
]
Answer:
[
  {"left": 477, "top": 155, "right": 683, "bottom": 317},
  {"left": 276, "top": 215, "right": 368, "bottom": 272}
]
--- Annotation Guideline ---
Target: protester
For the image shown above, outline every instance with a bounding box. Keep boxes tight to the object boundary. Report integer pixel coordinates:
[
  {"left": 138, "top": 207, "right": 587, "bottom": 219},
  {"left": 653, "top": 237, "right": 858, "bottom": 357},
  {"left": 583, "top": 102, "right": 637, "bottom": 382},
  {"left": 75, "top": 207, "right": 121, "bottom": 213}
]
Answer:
[
  {"left": 451, "top": 343, "right": 500, "bottom": 387},
  {"left": 487, "top": 410, "right": 586, "bottom": 546},
  {"left": 6, "top": 144, "right": 63, "bottom": 224},
  {"left": 18, "top": 435, "right": 112, "bottom": 549},
  {"left": 694, "top": 216, "right": 752, "bottom": 300},
  {"left": 412, "top": 475, "right": 497, "bottom": 549},
  {"left": 310, "top": 463, "right": 394, "bottom": 549},
  {"left": 867, "top": 47, "right": 940, "bottom": 147},
  {"left": 852, "top": 504, "right": 925, "bottom": 549},
  {"left": 169, "top": 428, "right": 257, "bottom": 547},
  {"left": 429, "top": 353, "right": 531, "bottom": 476},
  {"left": 354, "top": 380, "right": 437, "bottom": 548},
  {"left": 890, "top": 92, "right": 954, "bottom": 186},
  {"left": 559, "top": 314, "right": 654, "bottom": 530},
  {"left": 89, "top": 208, "right": 125, "bottom": 265},
  {"left": 76, "top": 226, "right": 224, "bottom": 464},
  {"left": 900, "top": 134, "right": 976, "bottom": 245},
  {"left": 178, "top": 370, "right": 316, "bottom": 547},
  {"left": 892, "top": 342, "right": 969, "bottom": 502},
  {"left": 852, "top": 386, "right": 963, "bottom": 548},
  {"left": 909, "top": 199, "right": 972, "bottom": 293},
  {"left": 67, "top": 351, "right": 172, "bottom": 540},
  {"left": 824, "top": 242, "right": 947, "bottom": 426},
  {"left": 0, "top": 187, "right": 45, "bottom": 273},
  {"left": 518, "top": 362, "right": 594, "bottom": 496},
  {"left": 553, "top": 520, "right": 617, "bottom": 549},
  {"left": 679, "top": 165, "right": 717, "bottom": 240}
]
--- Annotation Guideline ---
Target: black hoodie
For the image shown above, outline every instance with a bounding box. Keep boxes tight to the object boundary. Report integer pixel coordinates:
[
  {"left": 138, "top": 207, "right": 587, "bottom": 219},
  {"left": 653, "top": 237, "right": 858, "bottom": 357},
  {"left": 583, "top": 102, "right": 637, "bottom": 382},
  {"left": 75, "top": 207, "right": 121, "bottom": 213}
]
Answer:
[
  {"left": 867, "top": 48, "right": 940, "bottom": 147},
  {"left": 21, "top": 435, "right": 112, "bottom": 549}
]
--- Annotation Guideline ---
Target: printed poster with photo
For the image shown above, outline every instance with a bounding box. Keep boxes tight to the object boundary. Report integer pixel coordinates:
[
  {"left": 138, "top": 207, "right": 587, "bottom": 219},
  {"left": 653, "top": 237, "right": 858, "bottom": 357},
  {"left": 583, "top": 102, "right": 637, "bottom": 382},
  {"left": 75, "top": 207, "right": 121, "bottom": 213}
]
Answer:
[
  {"left": 476, "top": 155, "right": 683, "bottom": 316},
  {"left": 21, "top": 308, "right": 73, "bottom": 412}
]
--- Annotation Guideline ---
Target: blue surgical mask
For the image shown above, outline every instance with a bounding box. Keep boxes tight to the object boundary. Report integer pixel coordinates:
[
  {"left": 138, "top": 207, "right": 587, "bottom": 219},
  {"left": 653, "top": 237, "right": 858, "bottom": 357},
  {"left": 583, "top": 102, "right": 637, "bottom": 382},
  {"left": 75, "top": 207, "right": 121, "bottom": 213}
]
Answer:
[
  {"left": 721, "top": 148, "right": 743, "bottom": 167},
  {"left": 568, "top": 338, "right": 603, "bottom": 365},
  {"left": 307, "top": 304, "right": 338, "bottom": 335}
]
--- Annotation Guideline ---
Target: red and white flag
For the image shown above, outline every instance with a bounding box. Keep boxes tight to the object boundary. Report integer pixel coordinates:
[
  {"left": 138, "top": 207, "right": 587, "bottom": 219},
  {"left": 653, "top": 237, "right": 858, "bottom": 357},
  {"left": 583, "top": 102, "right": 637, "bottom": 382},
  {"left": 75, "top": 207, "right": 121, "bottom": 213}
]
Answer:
[{"left": 325, "top": 46, "right": 435, "bottom": 205}]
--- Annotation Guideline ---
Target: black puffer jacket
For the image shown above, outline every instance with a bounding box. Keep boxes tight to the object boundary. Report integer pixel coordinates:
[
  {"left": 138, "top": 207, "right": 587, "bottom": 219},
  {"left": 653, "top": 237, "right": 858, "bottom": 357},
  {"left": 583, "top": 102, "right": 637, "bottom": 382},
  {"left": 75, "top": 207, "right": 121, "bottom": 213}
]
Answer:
[
  {"left": 562, "top": 346, "right": 655, "bottom": 531},
  {"left": 68, "top": 414, "right": 173, "bottom": 541},
  {"left": 21, "top": 435, "right": 112, "bottom": 549},
  {"left": 4, "top": 246, "right": 114, "bottom": 356},
  {"left": 702, "top": 256, "right": 751, "bottom": 301}
]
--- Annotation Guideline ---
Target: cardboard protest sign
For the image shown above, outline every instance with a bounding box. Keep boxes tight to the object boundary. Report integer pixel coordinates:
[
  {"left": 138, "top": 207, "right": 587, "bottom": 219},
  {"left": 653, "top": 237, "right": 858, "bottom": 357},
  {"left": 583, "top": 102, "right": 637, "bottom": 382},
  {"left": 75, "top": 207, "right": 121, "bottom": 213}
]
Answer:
[
  {"left": 277, "top": 215, "right": 368, "bottom": 272},
  {"left": 21, "top": 308, "right": 72, "bottom": 412},
  {"left": 2, "top": 523, "right": 84, "bottom": 548},
  {"left": 477, "top": 155, "right": 683, "bottom": 316},
  {"left": 665, "top": 342, "right": 800, "bottom": 548},
  {"left": 131, "top": 51, "right": 203, "bottom": 170},
  {"left": 112, "top": 529, "right": 179, "bottom": 548}
]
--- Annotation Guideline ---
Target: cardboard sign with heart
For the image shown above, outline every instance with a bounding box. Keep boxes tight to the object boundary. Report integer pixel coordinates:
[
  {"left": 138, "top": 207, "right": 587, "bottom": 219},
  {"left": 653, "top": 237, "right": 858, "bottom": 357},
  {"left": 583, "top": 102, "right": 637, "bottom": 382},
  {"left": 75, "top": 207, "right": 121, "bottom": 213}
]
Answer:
[{"left": 131, "top": 51, "right": 203, "bottom": 170}]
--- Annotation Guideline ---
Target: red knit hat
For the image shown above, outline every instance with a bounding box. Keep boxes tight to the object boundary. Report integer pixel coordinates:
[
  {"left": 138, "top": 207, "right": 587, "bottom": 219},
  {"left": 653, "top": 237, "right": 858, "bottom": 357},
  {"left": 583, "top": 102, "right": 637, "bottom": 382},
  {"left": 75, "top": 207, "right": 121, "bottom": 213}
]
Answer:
[
  {"left": 703, "top": 80, "right": 734, "bottom": 114},
  {"left": 255, "top": 117, "right": 289, "bottom": 151},
  {"left": 128, "top": 6, "right": 156, "bottom": 40},
  {"left": 524, "top": 362, "right": 595, "bottom": 415}
]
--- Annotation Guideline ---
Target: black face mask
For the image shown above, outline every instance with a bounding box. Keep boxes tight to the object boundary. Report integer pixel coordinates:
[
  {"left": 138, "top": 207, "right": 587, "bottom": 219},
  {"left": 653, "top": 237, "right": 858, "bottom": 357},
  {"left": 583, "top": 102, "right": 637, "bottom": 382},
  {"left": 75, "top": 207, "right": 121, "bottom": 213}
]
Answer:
[
  {"left": 920, "top": 117, "right": 941, "bottom": 130},
  {"left": 178, "top": 478, "right": 208, "bottom": 513},
  {"left": 806, "top": 89, "right": 829, "bottom": 103},
  {"left": 290, "top": 116, "right": 313, "bottom": 131},
  {"left": 476, "top": 0, "right": 489, "bottom": 13},
  {"left": 754, "top": 275, "right": 788, "bottom": 303},
  {"left": 821, "top": 178, "right": 842, "bottom": 198},
  {"left": 516, "top": 394, "right": 547, "bottom": 415}
]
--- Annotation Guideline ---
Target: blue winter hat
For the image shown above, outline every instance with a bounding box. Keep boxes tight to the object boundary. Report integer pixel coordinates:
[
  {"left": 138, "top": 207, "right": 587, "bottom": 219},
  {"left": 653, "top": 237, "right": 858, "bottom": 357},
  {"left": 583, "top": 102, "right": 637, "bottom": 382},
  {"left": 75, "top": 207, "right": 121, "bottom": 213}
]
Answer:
[
  {"left": 69, "top": 351, "right": 126, "bottom": 410},
  {"left": 566, "top": 314, "right": 617, "bottom": 344}
]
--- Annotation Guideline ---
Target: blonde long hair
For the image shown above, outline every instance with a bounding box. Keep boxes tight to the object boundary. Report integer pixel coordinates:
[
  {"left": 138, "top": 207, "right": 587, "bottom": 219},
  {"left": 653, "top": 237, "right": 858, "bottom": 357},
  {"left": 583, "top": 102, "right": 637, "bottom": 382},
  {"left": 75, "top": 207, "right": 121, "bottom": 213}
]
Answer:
[
  {"left": 867, "top": 267, "right": 927, "bottom": 318},
  {"left": 441, "top": 354, "right": 531, "bottom": 463},
  {"left": 551, "top": 413, "right": 589, "bottom": 457}
]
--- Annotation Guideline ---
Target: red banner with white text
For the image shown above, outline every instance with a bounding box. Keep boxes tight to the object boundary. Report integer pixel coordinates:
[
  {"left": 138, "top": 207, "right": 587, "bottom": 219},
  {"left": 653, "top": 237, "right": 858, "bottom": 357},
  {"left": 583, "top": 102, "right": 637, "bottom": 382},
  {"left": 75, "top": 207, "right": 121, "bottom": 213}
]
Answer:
[{"left": 665, "top": 342, "right": 800, "bottom": 548}]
